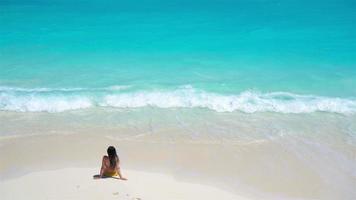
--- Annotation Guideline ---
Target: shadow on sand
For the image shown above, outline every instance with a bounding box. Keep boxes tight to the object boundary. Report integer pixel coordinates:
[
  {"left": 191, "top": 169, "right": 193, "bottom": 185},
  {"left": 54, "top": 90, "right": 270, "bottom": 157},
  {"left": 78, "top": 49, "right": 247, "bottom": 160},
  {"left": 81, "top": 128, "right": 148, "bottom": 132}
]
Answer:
[{"left": 93, "top": 174, "right": 121, "bottom": 180}]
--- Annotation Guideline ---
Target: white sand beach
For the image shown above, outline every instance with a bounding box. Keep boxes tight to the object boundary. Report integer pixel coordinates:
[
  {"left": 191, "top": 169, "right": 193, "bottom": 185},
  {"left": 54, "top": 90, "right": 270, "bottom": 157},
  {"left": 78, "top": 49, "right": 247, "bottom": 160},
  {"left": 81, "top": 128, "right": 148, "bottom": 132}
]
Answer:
[
  {"left": 1, "top": 112, "right": 355, "bottom": 200},
  {"left": 0, "top": 168, "right": 247, "bottom": 200},
  {"left": 0, "top": 133, "right": 251, "bottom": 200}
]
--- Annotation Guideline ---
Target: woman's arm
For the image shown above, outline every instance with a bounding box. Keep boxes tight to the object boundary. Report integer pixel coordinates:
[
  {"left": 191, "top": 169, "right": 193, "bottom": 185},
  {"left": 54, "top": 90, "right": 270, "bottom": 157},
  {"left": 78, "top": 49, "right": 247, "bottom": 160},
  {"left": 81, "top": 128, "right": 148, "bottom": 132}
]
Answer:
[
  {"left": 99, "top": 156, "right": 106, "bottom": 178},
  {"left": 116, "top": 158, "right": 127, "bottom": 180}
]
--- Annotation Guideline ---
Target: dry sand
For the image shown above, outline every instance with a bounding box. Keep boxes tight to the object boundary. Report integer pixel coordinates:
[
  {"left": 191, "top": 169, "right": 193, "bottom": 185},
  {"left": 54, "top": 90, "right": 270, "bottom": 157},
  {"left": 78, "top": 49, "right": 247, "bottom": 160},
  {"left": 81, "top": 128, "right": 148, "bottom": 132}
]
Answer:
[
  {"left": 0, "top": 167, "right": 248, "bottom": 200},
  {"left": 0, "top": 134, "right": 250, "bottom": 200}
]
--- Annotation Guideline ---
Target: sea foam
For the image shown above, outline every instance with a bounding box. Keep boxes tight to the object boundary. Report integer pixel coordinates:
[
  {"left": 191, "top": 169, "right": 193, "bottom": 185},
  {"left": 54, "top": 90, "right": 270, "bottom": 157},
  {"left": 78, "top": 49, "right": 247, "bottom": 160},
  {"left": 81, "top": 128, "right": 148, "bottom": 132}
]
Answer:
[{"left": 0, "top": 86, "right": 355, "bottom": 114}]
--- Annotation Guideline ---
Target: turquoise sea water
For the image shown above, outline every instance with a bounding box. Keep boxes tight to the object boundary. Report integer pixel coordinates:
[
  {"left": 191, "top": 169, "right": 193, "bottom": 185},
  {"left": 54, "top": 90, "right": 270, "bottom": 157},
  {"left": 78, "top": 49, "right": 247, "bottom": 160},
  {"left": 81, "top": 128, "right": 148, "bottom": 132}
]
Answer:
[{"left": 1, "top": 0, "right": 356, "bottom": 113}]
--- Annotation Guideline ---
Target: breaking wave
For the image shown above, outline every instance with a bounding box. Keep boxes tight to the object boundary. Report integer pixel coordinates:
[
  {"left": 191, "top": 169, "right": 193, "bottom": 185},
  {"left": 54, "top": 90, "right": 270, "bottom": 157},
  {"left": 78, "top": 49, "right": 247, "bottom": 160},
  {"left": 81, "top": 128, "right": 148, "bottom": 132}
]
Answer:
[{"left": 0, "top": 86, "right": 355, "bottom": 114}]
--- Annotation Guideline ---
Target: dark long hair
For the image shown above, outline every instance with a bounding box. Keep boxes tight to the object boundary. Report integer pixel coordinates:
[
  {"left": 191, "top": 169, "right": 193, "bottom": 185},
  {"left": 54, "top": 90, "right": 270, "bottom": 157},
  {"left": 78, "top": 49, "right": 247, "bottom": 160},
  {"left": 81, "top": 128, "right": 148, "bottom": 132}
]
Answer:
[{"left": 107, "top": 146, "right": 118, "bottom": 168}]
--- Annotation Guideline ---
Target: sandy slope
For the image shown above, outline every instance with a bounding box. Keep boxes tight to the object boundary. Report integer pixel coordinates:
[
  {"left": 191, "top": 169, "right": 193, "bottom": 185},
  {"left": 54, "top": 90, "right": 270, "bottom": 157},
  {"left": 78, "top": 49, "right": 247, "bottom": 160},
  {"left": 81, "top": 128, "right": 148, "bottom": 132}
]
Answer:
[{"left": 0, "top": 168, "right": 247, "bottom": 200}]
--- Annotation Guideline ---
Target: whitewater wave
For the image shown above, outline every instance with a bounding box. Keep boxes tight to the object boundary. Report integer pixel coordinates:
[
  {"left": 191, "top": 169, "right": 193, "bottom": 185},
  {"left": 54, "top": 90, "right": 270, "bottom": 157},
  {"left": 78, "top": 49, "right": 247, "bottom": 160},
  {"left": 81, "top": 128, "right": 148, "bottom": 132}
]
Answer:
[{"left": 0, "top": 86, "right": 355, "bottom": 114}]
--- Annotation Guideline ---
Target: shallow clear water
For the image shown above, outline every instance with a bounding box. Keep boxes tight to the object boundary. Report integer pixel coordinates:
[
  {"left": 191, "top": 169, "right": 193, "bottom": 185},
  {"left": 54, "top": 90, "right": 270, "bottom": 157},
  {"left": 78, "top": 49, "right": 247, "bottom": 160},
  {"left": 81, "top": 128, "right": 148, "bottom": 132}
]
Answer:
[{"left": 1, "top": 0, "right": 356, "bottom": 106}]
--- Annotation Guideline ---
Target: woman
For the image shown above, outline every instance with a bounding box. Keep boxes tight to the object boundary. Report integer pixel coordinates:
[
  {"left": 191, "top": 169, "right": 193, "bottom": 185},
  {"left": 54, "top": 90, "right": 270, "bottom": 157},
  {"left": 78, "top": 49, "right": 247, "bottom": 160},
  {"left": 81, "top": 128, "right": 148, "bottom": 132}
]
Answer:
[{"left": 99, "top": 146, "right": 127, "bottom": 180}]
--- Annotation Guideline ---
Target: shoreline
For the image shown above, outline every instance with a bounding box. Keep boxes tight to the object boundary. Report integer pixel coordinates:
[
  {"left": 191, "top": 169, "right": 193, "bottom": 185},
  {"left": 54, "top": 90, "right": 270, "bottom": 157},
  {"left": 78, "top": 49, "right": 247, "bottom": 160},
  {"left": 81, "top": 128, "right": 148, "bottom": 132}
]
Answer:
[{"left": 1, "top": 126, "right": 355, "bottom": 199}]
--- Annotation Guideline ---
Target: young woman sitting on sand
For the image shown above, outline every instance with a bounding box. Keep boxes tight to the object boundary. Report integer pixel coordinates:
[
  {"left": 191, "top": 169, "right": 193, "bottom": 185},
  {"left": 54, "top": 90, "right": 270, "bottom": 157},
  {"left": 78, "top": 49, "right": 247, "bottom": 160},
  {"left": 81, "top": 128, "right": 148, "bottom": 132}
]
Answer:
[{"left": 99, "top": 146, "right": 127, "bottom": 180}]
